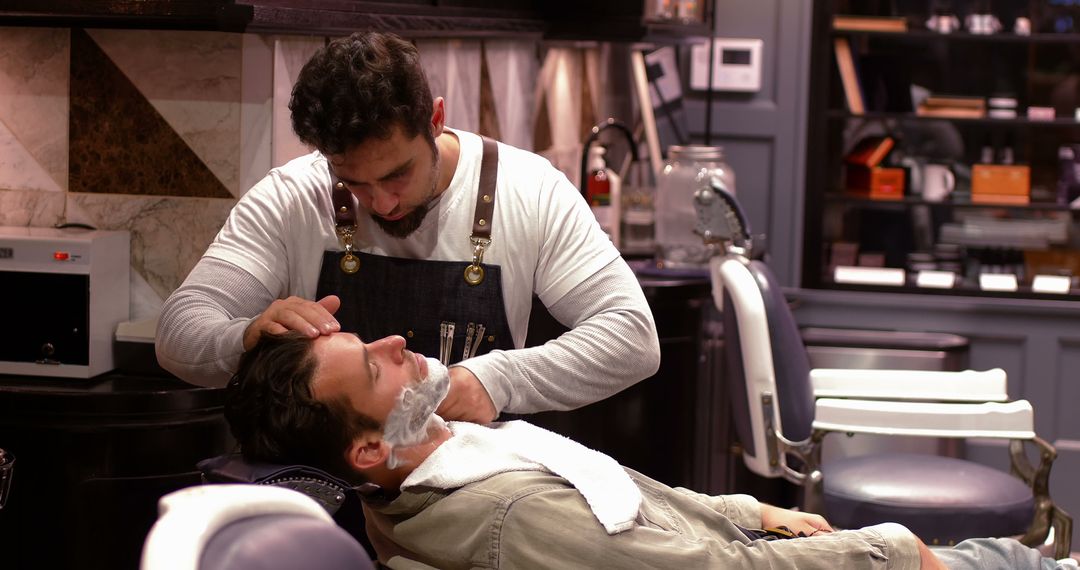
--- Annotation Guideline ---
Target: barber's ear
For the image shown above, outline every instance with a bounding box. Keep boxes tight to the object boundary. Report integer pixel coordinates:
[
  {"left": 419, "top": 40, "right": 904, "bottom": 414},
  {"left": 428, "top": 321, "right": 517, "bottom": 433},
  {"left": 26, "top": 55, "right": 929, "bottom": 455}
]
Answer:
[
  {"left": 347, "top": 432, "right": 389, "bottom": 471},
  {"left": 430, "top": 97, "right": 445, "bottom": 136}
]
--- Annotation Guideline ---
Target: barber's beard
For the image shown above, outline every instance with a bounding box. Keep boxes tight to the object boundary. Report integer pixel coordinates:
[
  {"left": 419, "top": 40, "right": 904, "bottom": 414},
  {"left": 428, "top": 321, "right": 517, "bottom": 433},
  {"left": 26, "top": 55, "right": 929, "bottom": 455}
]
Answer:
[
  {"left": 370, "top": 203, "right": 430, "bottom": 238},
  {"left": 370, "top": 145, "right": 442, "bottom": 239},
  {"left": 382, "top": 357, "right": 450, "bottom": 469}
]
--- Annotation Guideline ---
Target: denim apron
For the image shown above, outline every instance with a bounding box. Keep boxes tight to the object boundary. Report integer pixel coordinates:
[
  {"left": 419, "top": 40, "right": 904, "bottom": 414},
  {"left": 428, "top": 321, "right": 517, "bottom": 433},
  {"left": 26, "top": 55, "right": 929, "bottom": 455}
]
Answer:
[{"left": 315, "top": 136, "right": 514, "bottom": 366}]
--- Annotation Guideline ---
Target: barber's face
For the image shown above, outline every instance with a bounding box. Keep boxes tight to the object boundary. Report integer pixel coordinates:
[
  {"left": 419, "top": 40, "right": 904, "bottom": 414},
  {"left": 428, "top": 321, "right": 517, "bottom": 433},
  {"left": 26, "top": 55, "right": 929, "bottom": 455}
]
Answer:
[
  {"left": 310, "top": 333, "right": 428, "bottom": 424},
  {"left": 328, "top": 123, "right": 441, "bottom": 239}
]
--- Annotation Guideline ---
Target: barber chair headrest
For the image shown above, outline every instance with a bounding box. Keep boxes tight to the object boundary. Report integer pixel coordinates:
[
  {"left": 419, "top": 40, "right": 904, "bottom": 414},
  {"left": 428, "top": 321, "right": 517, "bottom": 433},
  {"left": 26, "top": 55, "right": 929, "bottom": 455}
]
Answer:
[{"left": 197, "top": 454, "right": 375, "bottom": 516}]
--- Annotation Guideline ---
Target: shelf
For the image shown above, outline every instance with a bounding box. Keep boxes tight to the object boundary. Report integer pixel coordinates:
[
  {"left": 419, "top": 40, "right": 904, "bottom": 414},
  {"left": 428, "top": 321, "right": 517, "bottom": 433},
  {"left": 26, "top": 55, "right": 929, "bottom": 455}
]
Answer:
[
  {"left": 824, "top": 193, "right": 1078, "bottom": 212},
  {"left": 831, "top": 28, "right": 1080, "bottom": 44},
  {"left": 0, "top": 0, "right": 709, "bottom": 42},
  {"left": 826, "top": 110, "right": 1080, "bottom": 128},
  {"left": 819, "top": 279, "right": 1079, "bottom": 303}
]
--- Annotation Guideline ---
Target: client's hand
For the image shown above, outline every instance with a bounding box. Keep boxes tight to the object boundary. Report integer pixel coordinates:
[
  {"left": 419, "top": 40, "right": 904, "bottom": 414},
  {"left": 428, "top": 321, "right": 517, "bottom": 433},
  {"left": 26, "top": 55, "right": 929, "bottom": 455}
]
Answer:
[
  {"left": 436, "top": 366, "right": 498, "bottom": 423},
  {"left": 759, "top": 504, "right": 834, "bottom": 537},
  {"left": 916, "top": 537, "right": 949, "bottom": 570}
]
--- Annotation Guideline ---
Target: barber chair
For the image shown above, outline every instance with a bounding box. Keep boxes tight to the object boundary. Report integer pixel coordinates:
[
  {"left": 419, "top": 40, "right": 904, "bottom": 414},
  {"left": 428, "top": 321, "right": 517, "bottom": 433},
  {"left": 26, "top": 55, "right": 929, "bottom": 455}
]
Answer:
[
  {"left": 195, "top": 454, "right": 373, "bottom": 553},
  {"left": 0, "top": 448, "right": 12, "bottom": 510},
  {"left": 141, "top": 483, "right": 374, "bottom": 570},
  {"left": 693, "top": 182, "right": 1073, "bottom": 558}
]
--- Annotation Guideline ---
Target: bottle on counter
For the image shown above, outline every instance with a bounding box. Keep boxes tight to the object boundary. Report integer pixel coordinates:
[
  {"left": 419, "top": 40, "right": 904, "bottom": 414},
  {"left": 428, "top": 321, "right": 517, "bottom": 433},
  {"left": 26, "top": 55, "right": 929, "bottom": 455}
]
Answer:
[
  {"left": 585, "top": 145, "right": 621, "bottom": 248},
  {"left": 620, "top": 161, "right": 656, "bottom": 256}
]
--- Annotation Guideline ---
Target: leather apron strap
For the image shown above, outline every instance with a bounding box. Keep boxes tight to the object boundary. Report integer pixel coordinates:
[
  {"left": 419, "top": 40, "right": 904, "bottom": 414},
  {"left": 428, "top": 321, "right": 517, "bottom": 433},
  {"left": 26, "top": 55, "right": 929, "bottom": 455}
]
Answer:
[
  {"left": 464, "top": 136, "right": 497, "bottom": 285},
  {"left": 331, "top": 136, "right": 500, "bottom": 285}
]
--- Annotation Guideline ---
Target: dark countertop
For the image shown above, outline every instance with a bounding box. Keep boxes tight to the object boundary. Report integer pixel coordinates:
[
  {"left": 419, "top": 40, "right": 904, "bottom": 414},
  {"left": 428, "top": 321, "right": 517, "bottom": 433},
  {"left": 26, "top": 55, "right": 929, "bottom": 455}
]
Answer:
[{"left": 0, "top": 371, "right": 224, "bottom": 417}]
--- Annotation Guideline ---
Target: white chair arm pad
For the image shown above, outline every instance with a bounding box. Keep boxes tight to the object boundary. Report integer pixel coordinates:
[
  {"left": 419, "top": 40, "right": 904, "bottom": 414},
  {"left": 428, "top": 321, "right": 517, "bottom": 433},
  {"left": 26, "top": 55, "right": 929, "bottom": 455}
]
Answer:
[
  {"left": 812, "top": 398, "right": 1035, "bottom": 439},
  {"left": 810, "top": 368, "right": 1008, "bottom": 402},
  {"left": 141, "top": 484, "right": 333, "bottom": 570}
]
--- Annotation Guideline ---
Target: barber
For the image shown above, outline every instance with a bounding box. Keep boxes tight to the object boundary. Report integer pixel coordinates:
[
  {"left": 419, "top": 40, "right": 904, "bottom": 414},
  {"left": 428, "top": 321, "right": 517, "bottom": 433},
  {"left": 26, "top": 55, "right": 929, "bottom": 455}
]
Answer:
[{"left": 155, "top": 31, "right": 660, "bottom": 423}]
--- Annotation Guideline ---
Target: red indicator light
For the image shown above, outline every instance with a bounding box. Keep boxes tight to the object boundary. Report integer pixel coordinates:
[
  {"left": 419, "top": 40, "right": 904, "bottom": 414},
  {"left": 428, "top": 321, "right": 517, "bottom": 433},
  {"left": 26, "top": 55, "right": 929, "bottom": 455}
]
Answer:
[{"left": 54, "top": 251, "right": 70, "bottom": 261}]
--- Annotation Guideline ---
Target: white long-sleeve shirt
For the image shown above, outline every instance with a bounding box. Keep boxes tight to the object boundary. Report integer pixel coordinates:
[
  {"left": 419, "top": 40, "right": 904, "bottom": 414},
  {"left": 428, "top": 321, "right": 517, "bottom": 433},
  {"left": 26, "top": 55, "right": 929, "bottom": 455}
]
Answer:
[{"left": 155, "top": 129, "right": 659, "bottom": 413}]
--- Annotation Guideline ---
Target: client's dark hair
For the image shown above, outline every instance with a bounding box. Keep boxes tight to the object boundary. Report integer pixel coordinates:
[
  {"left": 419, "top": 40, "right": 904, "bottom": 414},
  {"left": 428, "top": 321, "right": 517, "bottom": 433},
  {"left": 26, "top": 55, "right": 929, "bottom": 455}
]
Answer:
[
  {"left": 224, "top": 331, "right": 379, "bottom": 481},
  {"left": 289, "top": 31, "right": 434, "bottom": 156}
]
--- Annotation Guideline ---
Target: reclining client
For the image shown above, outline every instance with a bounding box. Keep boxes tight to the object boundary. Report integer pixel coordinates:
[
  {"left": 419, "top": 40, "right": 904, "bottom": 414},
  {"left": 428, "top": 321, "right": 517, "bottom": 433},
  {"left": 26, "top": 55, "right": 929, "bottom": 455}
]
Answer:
[{"left": 224, "top": 331, "right": 1075, "bottom": 569}]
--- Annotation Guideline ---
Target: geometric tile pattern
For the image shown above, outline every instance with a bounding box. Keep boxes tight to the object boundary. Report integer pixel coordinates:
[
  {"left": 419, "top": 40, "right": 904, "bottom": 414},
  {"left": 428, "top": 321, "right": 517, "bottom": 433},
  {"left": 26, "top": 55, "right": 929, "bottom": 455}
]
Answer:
[
  {"left": 478, "top": 43, "right": 502, "bottom": 141},
  {"left": 0, "top": 27, "right": 69, "bottom": 193},
  {"left": 69, "top": 28, "right": 231, "bottom": 198},
  {"left": 88, "top": 28, "right": 243, "bottom": 196}
]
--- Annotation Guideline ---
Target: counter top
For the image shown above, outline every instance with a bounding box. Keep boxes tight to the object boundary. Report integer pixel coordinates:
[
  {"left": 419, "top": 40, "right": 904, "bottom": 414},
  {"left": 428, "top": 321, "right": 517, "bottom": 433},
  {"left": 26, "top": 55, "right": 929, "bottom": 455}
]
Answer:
[{"left": 0, "top": 371, "right": 224, "bottom": 417}]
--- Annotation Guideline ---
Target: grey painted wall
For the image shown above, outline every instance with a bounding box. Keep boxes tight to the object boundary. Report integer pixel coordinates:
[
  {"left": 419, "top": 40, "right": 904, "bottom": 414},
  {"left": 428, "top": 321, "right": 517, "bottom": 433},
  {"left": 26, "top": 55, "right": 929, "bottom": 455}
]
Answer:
[{"left": 682, "top": 0, "right": 814, "bottom": 286}]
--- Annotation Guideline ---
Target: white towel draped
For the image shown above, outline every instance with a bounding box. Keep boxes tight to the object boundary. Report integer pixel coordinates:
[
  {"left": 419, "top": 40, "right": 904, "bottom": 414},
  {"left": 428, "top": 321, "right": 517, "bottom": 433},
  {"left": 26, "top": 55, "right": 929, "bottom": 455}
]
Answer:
[{"left": 401, "top": 420, "right": 642, "bottom": 534}]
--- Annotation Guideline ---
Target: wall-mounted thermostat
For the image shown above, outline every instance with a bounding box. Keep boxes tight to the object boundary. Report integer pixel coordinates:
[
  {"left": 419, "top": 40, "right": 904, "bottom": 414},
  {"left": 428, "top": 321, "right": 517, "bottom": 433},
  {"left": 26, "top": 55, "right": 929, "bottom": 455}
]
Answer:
[{"left": 690, "top": 38, "right": 763, "bottom": 93}]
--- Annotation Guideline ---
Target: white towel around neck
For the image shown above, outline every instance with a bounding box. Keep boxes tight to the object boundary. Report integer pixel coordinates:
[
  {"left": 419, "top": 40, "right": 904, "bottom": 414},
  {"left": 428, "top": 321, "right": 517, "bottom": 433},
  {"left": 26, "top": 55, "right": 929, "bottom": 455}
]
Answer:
[{"left": 401, "top": 420, "right": 642, "bottom": 534}]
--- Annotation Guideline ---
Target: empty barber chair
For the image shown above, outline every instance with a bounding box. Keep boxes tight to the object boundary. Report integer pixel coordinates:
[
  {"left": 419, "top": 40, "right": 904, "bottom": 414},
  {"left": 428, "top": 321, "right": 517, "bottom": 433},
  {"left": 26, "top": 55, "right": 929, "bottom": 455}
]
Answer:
[
  {"left": 692, "top": 182, "right": 1073, "bottom": 558},
  {"left": 141, "top": 483, "right": 374, "bottom": 570}
]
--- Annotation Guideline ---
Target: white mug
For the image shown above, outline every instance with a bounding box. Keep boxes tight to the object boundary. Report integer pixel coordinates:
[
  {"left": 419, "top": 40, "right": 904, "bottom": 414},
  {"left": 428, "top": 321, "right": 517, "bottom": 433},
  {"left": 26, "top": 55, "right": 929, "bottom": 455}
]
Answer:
[
  {"left": 922, "top": 164, "right": 955, "bottom": 202},
  {"left": 927, "top": 14, "right": 961, "bottom": 34}
]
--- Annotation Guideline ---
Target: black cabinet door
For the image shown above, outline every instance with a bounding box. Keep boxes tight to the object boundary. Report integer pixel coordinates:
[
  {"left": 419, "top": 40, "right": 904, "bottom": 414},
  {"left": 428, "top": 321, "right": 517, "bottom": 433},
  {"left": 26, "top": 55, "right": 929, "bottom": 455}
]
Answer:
[{"left": 0, "top": 271, "right": 90, "bottom": 366}]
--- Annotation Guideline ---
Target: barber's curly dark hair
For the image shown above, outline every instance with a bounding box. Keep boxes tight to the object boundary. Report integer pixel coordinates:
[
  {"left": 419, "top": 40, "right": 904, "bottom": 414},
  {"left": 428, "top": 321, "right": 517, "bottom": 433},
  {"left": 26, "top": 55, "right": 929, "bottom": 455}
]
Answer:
[
  {"left": 289, "top": 32, "right": 434, "bottom": 156},
  {"left": 224, "top": 331, "right": 379, "bottom": 481}
]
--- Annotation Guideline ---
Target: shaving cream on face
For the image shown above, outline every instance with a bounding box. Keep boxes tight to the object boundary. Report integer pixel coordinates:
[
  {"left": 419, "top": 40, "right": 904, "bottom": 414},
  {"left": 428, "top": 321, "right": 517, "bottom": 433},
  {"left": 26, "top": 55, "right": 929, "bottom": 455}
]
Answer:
[{"left": 383, "top": 357, "right": 450, "bottom": 468}]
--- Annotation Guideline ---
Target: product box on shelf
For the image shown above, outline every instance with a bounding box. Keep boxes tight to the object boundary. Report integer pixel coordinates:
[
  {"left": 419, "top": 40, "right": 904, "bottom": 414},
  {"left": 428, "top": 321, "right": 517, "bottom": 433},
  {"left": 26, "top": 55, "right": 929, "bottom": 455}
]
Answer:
[
  {"left": 971, "top": 164, "right": 1030, "bottom": 205},
  {"left": 844, "top": 136, "right": 905, "bottom": 200},
  {"left": 846, "top": 167, "right": 905, "bottom": 200}
]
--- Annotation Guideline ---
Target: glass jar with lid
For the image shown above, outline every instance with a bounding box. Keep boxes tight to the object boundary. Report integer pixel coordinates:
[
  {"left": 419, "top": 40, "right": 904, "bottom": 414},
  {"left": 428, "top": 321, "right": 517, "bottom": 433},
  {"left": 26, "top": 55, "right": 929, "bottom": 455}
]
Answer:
[{"left": 655, "top": 145, "right": 735, "bottom": 268}]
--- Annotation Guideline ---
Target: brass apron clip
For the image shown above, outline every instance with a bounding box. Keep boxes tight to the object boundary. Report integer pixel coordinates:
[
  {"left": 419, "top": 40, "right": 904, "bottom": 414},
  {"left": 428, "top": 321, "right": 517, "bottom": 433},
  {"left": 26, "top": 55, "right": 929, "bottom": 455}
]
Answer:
[
  {"left": 464, "top": 236, "right": 490, "bottom": 285},
  {"left": 337, "top": 223, "right": 360, "bottom": 275}
]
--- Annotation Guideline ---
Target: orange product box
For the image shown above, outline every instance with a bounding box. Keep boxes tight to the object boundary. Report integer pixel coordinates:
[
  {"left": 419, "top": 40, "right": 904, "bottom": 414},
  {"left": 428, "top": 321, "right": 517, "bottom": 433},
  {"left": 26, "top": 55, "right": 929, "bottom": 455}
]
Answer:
[
  {"left": 971, "top": 164, "right": 1030, "bottom": 205},
  {"left": 846, "top": 166, "right": 905, "bottom": 201}
]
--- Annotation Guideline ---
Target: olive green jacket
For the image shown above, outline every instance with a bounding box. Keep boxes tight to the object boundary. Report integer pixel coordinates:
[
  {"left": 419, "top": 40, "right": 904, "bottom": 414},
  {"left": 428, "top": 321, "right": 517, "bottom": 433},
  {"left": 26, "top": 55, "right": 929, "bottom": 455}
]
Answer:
[{"left": 363, "top": 468, "right": 920, "bottom": 569}]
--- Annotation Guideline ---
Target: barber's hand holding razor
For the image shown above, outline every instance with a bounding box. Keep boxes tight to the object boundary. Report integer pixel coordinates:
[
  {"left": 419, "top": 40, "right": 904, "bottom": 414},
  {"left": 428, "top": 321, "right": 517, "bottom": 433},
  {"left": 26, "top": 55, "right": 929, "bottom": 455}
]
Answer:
[
  {"left": 437, "top": 366, "right": 498, "bottom": 424},
  {"left": 760, "top": 504, "right": 834, "bottom": 537},
  {"left": 242, "top": 295, "right": 342, "bottom": 350}
]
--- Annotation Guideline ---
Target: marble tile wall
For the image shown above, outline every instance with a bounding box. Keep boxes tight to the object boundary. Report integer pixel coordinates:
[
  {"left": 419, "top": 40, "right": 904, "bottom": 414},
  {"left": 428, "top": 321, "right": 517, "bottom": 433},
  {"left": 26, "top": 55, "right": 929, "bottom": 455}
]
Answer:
[
  {"left": 0, "top": 27, "right": 543, "bottom": 322},
  {"left": 0, "top": 26, "right": 259, "bottom": 320},
  {"left": 271, "top": 36, "right": 323, "bottom": 169}
]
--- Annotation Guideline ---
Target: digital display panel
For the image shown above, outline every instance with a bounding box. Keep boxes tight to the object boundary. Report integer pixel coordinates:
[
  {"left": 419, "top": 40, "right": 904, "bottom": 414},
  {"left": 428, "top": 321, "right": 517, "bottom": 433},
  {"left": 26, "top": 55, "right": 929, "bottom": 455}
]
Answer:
[{"left": 722, "top": 49, "right": 752, "bottom": 66}]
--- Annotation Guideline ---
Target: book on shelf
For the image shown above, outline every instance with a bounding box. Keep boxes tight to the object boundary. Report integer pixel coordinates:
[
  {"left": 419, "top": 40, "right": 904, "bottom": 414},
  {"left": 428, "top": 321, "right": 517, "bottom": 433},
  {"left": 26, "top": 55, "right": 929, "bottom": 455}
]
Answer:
[
  {"left": 833, "top": 15, "right": 908, "bottom": 33},
  {"left": 922, "top": 95, "right": 985, "bottom": 109},
  {"left": 833, "top": 37, "right": 865, "bottom": 115},
  {"left": 916, "top": 95, "right": 986, "bottom": 118}
]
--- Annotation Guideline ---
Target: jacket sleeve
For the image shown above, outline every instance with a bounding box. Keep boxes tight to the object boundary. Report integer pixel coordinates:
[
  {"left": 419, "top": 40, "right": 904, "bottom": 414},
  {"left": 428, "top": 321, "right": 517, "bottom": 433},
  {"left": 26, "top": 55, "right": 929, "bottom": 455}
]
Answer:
[{"left": 496, "top": 487, "right": 922, "bottom": 570}]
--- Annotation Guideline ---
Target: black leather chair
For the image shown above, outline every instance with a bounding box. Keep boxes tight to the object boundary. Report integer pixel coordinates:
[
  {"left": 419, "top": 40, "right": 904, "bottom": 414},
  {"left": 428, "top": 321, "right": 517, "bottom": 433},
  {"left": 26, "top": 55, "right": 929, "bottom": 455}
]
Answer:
[{"left": 0, "top": 448, "right": 12, "bottom": 510}]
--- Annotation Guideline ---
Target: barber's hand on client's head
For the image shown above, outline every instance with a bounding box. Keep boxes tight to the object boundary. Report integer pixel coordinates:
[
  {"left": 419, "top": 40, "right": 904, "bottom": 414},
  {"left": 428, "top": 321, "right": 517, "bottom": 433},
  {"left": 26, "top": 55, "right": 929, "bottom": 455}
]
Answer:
[
  {"left": 243, "top": 295, "right": 341, "bottom": 350},
  {"left": 436, "top": 367, "right": 498, "bottom": 424}
]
